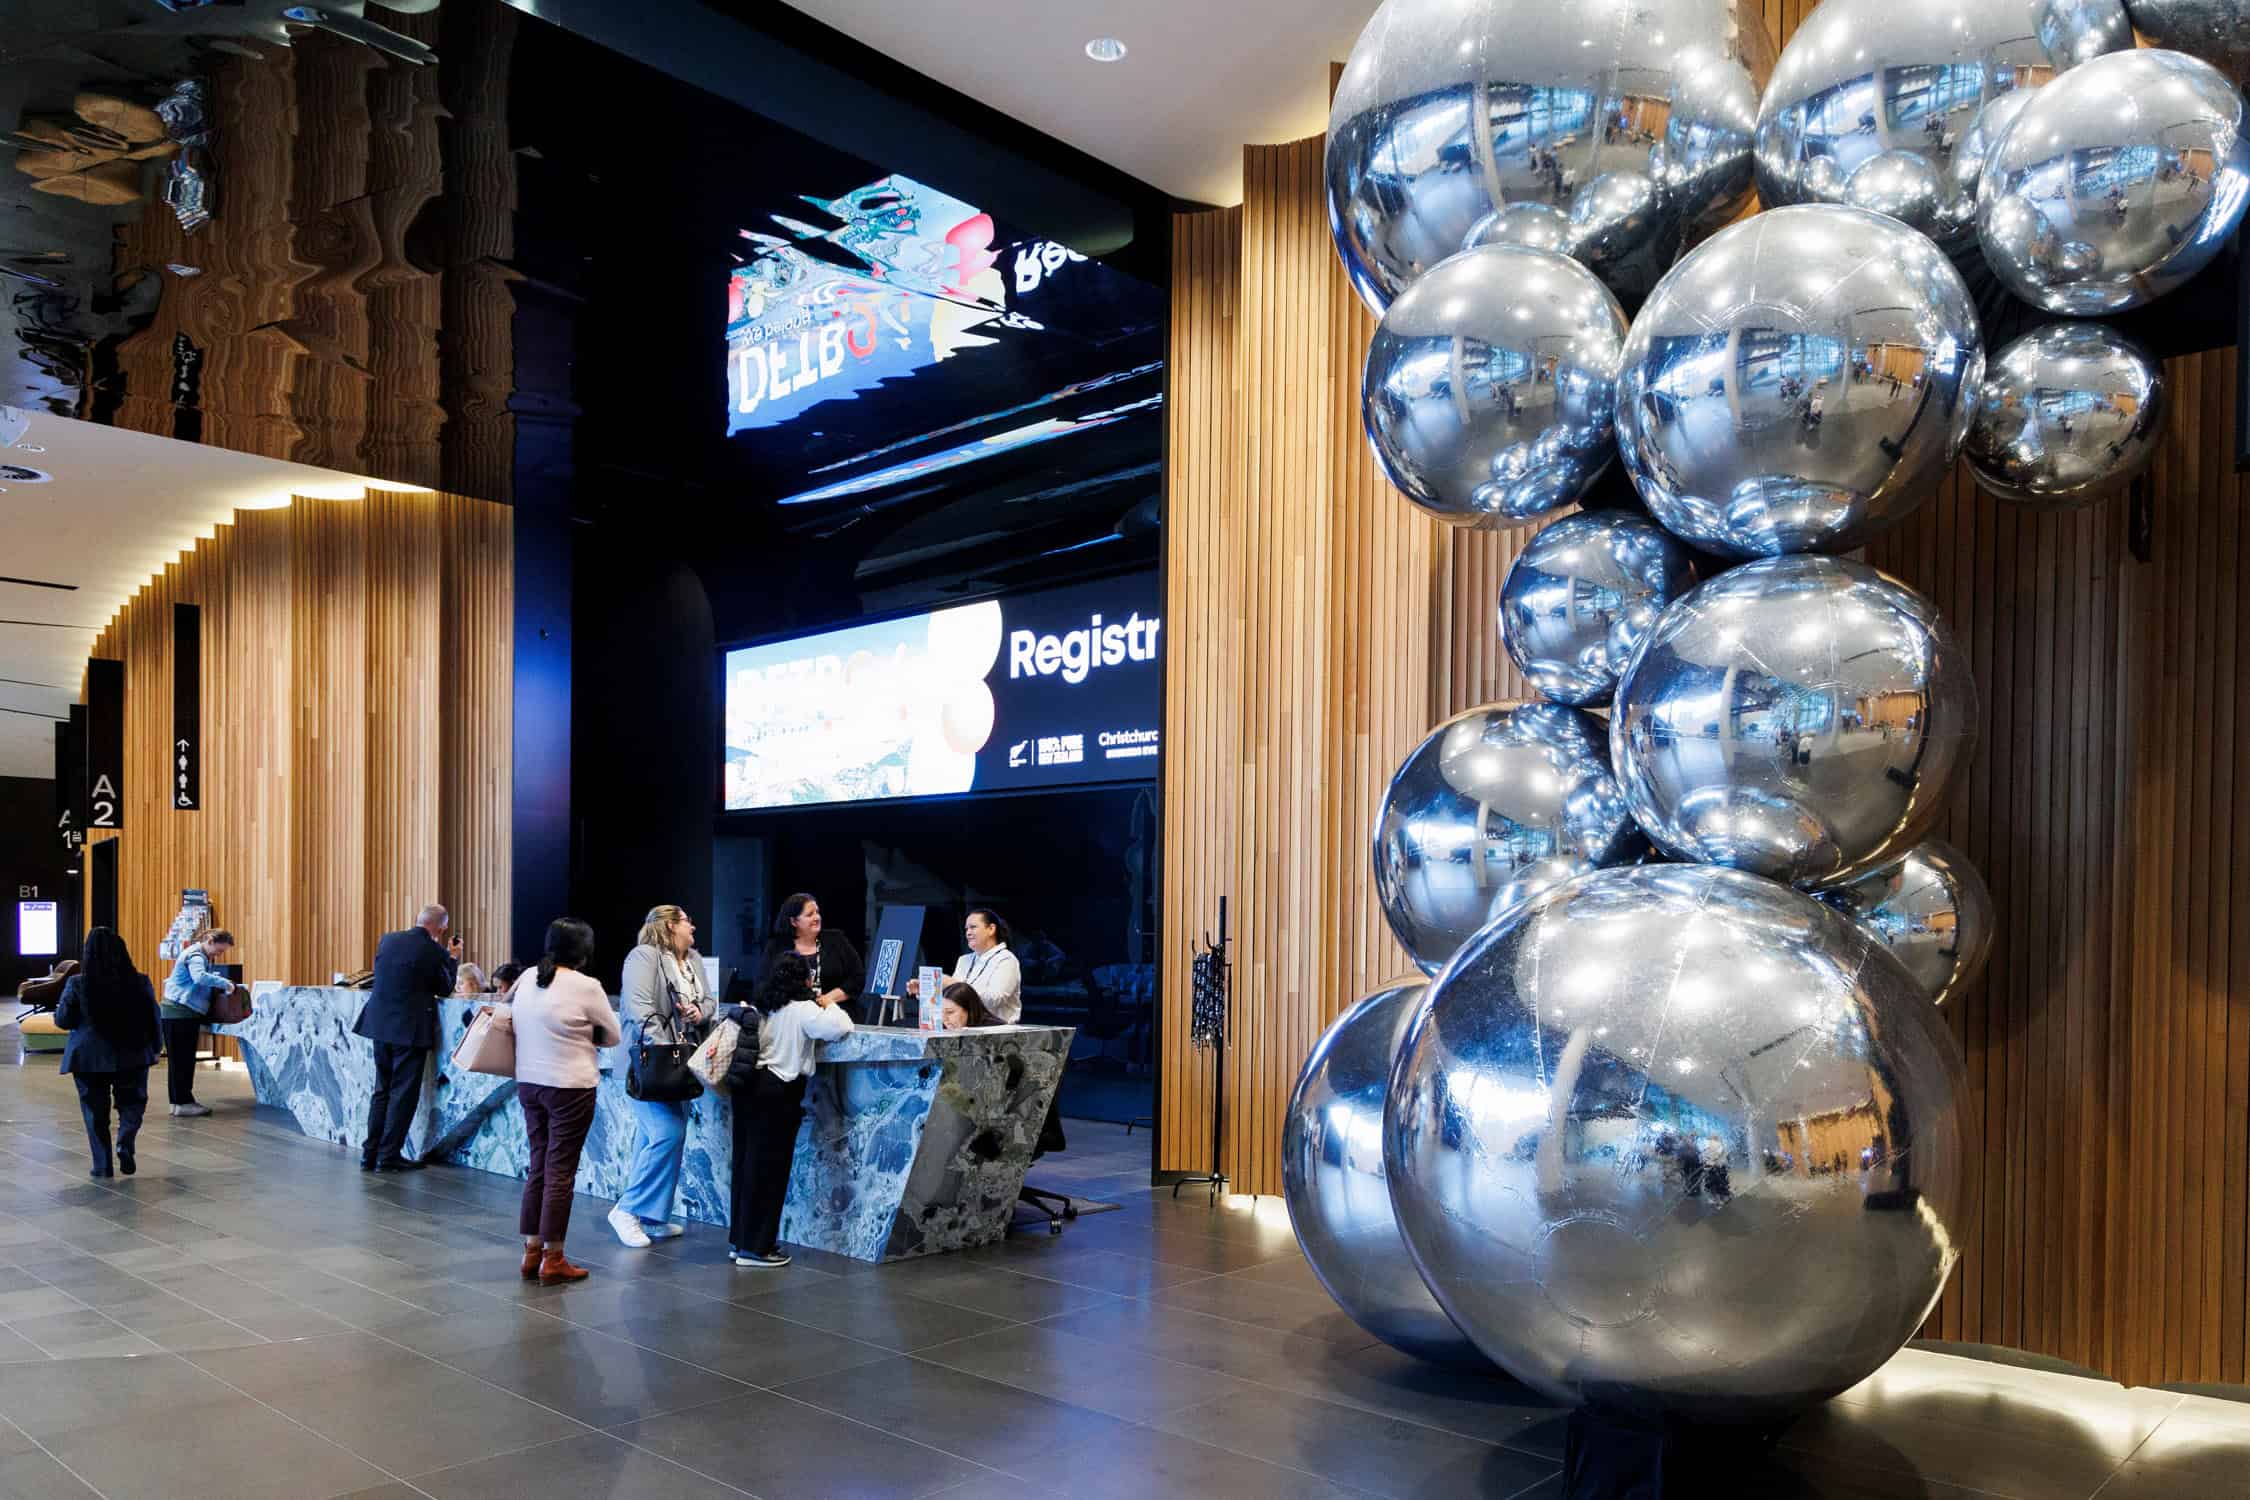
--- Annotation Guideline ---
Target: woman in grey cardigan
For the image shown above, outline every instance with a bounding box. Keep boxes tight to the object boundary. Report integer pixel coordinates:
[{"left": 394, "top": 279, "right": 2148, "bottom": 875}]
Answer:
[{"left": 608, "top": 904, "right": 709, "bottom": 1248}]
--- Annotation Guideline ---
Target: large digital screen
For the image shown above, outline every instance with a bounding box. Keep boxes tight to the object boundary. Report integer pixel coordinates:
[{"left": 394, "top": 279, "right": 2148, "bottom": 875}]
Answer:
[
  {"left": 17, "top": 900, "right": 57, "bottom": 957},
  {"left": 723, "top": 572, "right": 1162, "bottom": 811}
]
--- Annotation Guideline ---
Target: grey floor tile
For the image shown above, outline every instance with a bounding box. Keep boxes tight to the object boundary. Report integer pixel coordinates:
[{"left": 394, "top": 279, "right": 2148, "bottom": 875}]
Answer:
[
  {"left": 916, "top": 1322, "right": 1253, "bottom": 1425},
  {"left": 2110, "top": 1410, "right": 2250, "bottom": 1484},
  {"left": 0, "top": 1418, "right": 99, "bottom": 1499},
  {"left": 0, "top": 1325, "right": 51, "bottom": 1363},
  {"left": 979, "top": 1244, "right": 1217, "bottom": 1298},
  {"left": 1042, "top": 1421, "right": 1364, "bottom": 1499},
  {"left": 593, "top": 1300, "right": 893, "bottom": 1387},
  {"left": 862, "top": 1260, "right": 1128, "bottom": 1322},
  {"left": 1150, "top": 1274, "right": 1384, "bottom": 1348},
  {"left": 373, "top": 1301, "right": 573, "bottom": 1361},
  {"left": 441, "top": 1325, "right": 751, "bottom": 1427},
  {"left": 0, "top": 1287, "right": 86, "bottom": 1322},
  {"left": 755, "top": 1280, "right": 1018, "bottom": 1352},
  {"left": 1779, "top": 1400, "right": 2143, "bottom": 1499},
  {"left": 775, "top": 1353, "right": 1138, "bottom": 1475},
  {"left": 611, "top": 1389, "right": 990, "bottom": 1499},
  {"left": 32, "top": 1390, "right": 395, "bottom": 1500},
  {"left": 6, "top": 1307, "right": 161, "bottom": 1358},
  {"left": 1037, "top": 1296, "right": 1351, "bottom": 1387},
  {"left": 141, "top": 1317, "right": 269, "bottom": 1353},
  {"left": 1235, "top": 1339, "right": 1570, "bottom": 1452},
  {"left": 1155, "top": 1384, "right": 1555, "bottom": 1500},
  {"left": 413, "top": 1431, "right": 749, "bottom": 1497}
]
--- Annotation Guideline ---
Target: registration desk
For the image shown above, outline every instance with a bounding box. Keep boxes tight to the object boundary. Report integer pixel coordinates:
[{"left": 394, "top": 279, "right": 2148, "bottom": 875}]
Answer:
[{"left": 217, "top": 986, "right": 1073, "bottom": 1262}]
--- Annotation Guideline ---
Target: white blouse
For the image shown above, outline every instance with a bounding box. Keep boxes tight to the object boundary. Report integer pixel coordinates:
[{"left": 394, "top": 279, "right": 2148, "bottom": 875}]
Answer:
[
  {"left": 951, "top": 944, "right": 1023, "bottom": 1024},
  {"left": 756, "top": 998, "right": 856, "bottom": 1082}
]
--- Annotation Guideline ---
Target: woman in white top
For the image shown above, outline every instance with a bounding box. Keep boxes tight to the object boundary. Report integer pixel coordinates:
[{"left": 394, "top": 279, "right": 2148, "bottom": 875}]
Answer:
[
  {"left": 609, "top": 904, "right": 709, "bottom": 1249},
  {"left": 728, "top": 951, "right": 853, "bottom": 1268},
  {"left": 511, "top": 918, "right": 622, "bottom": 1286},
  {"left": 906, "top": 909, "right": 1023, "bottom": 1024}
]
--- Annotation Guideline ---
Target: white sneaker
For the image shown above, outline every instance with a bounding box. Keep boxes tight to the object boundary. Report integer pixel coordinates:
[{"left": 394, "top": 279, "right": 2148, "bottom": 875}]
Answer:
[
  {"left": 170, "top": 1103, "right": 212, "bottom": 1118},
  {"left": 645, "top": 1221, "right": 685, "bottom": 1240},
  {"left": 607, "top": 1206, "right": 651, "bottom": 1249}
]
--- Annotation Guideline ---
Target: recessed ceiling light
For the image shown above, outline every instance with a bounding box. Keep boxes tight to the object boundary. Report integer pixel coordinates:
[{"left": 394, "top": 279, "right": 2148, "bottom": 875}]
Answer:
[{"left": 1084, "top": 37, "right": 1127, "bottom": 62}]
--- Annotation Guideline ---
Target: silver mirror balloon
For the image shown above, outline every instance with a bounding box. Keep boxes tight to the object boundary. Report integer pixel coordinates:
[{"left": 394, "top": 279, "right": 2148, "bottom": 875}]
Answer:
[
  {"left": 2128, "top": 0, "right": 2250, "bottom": 86},
  {"left": 1282, "top": 978, "right": 1488, "bottom": 1368},
  {"left": 1754, "top": 0, "right": 2131, "bottom": 240},
  {"left": 1327, "top": 0, "right": 1778, "bottom": 312},
  {"left": 1610, "top": 555, "right": 1978, "bottom": 887},
  {"left": 1364, "top": 245, "right": 1628, "bottom": 529},
  {"left": 1374, "top": 703, "right": 1645, "bottom": 976},
  {"left": 1978, "top": 48, "right": 2250, "bottom": 316},
  {"left": 1964, "top": 322, "right": 2166, "bottom": 508},
  {"left": 1614, "top": 205, "right": 1984, "bottom": 558},
  {"left": 1499, "top": 511, "right": 1697, "bottom": 706},
  {"left": 1816, "top": 840, "right": 1996, "bottom": 1006},
  {"left": 1385, "top": 863, "right": 1969, "bottom": 1421}
]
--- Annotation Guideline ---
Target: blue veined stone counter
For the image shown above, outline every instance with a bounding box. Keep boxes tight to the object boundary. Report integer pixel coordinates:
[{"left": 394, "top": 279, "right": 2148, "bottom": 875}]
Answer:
[{"left": 219, "top": 986, "right": 1074, "bottom": 1262}]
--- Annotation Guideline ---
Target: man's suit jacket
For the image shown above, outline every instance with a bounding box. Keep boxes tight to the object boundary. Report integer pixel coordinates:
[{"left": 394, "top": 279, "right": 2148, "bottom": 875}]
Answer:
[{"left": 352, "top": 929, "right": 457, "bottom": 1050}]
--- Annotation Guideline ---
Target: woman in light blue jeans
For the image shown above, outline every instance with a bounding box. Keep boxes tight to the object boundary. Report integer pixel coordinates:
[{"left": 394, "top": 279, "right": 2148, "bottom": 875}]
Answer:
[{"left": 609, "top": 904, "right": 708, "bottom": 1248}]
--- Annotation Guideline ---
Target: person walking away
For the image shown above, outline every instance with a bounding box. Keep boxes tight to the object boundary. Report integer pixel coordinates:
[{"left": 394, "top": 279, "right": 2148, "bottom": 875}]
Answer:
[
  {"left": 512, "top": 918, "right": 620, "bottom": 1284},
  {"left": 611, "top": 903, "right": 709, "bottom": 1248},
  {"left": 160, "top": 928, "right": 236, "bottom": 1116},
  {"left": 352, "top": 904, "right": 460, "bottom": 1171},
  {"left": 728, "top": 953, "right": 852, "bottom": 1268},
  {"left": 56, "top": 927, "right": 162, "bottom": 1177}
]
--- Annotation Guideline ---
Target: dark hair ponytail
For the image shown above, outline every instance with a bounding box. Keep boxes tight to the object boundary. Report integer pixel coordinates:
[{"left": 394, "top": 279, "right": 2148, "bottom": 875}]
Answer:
[
  {"left": 757, "top": 953, "right": 812, "bottom": 1013},
  {"left": 536, "top": 918, "right": 596, "bottom": 988},
  {"left": 969, "top": 908, "right": 1010, "bottom": 946}
]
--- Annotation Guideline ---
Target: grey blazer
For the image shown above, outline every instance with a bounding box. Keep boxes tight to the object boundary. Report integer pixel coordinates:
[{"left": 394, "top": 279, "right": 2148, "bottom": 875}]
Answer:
[{"left": 620, "top": 944, "right": 707, "bottom": 1046}]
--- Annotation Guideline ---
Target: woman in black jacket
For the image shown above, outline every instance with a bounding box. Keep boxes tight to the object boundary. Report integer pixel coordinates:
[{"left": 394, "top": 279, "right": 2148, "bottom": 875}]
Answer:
[
  {"left": 764, "top": 893, "right": 864, "bottom": 1012},
  {"left": 53, "top": 927, "right": 163, "bottom": 1178}
]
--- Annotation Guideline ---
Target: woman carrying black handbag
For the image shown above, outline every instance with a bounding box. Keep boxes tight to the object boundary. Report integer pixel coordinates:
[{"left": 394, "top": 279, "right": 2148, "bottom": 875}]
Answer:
[{"left": 610, "top": 903, "right": 706, "bottom": 1249}]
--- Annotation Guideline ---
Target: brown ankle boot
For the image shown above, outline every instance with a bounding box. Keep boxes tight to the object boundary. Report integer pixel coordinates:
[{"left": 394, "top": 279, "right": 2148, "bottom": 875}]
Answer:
[
  {"left": 520, "top": 1244, "right": 543, "bottom": 1281},
  {"left": 538, "top": 1246, "right": 589, "bottom": 1285}
]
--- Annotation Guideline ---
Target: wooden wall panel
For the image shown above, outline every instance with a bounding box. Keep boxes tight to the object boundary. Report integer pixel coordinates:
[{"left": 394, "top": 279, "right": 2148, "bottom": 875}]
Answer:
[
  {"left": 1164, "top": 1, "right": 2250, "bottom": 1384},
  {"left": 83, "top": 489, "right": 510, "bottom": 993}
]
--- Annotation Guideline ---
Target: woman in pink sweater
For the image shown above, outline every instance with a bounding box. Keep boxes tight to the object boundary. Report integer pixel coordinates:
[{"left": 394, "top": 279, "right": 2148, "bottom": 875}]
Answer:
[{"left": 511, "top": 918, "right": 621, "bottom": 1285}]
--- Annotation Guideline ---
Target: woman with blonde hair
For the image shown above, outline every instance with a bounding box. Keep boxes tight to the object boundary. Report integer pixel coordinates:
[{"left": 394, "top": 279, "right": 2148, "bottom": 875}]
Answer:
[{"left": 609, "top": 902, "right": 709, "bottom": 1248}]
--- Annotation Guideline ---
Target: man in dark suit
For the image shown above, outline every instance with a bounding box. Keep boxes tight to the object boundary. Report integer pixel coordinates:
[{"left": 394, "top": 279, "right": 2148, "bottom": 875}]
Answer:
[{"left": 353, "top": 904, "right": 461, "bottom": 1171}]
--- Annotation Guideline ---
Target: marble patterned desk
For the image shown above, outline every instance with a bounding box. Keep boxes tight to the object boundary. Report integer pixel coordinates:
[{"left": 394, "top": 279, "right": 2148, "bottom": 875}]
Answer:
[{"left": 219, "top": 986, "right": 1073, "bottom": 1262}]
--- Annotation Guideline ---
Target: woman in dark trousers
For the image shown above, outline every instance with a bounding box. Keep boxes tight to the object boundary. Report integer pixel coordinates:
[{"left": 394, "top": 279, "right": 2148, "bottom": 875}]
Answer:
[
  {"left": 728, "top": 953, "right": 852, "bottom": 1268},
  {"left": 509, "top": 918, "right": 621, "bottom": 1285},
  {"left": 54, "top": 928, "right": 163, "bottom": 1178},
  {"left": 763, "top": 893, "right": 864, "bottom": 1014}
]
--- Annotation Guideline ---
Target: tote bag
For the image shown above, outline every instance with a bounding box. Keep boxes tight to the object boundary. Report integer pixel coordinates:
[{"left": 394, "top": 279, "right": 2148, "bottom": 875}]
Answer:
[
  {"left": 451, "top": 1003, "right": 515, "bottom": 1078},
  {"left": 689, "top": 1014, "right": 761, "bottom": 1092},
  {"left": 207, "top": 984, "right": 254, "bottom": 1026}
]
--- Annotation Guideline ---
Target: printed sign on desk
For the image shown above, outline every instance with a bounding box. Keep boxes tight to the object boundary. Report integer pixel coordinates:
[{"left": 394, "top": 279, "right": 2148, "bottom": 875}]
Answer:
[{"left": 917, "top": 966, "right": 942, "bottom": 1030}]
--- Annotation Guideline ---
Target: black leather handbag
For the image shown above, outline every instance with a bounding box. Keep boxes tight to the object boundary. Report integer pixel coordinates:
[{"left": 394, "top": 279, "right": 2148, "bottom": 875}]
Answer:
[{"left": 627, "top": 1035, "right": 703, "bottom": 1102}]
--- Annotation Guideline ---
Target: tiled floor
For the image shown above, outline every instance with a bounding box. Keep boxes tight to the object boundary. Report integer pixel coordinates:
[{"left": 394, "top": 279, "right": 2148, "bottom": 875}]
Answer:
[{"left": 0, "top": 1031, "right": 2244, "bottom": 1499}]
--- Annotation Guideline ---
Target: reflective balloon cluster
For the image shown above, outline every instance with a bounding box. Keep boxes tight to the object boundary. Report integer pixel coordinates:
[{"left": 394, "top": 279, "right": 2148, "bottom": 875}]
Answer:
[
  {"left": 1327, "top": 0, "right": 1778, "bottom": 311},
  {"left": 1755, "top": 0, "right": 2132, "bottom": 241},
  {"left": 1815, "top": 839, "right": 1997, "bottom": 1006},
  {"left": 1499, "top": 511, "right": 1696, "bottom": 705},
  {"left": 1964, "top": 323, "right": 2166, "bottom": 507},
  {"left": 1372, "top": 704, "right": 1644, "bottom": 976},
  {"left": 1364, "top": 244, "right": 1627, "bottom": 528}
]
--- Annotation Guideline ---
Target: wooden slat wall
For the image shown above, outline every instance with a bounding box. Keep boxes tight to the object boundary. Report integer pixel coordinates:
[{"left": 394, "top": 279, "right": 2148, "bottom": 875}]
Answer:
[
  {"left": 82, "top": 489, "right": 511, "bottom": 993},
  {"left": 1164, "top": 4, "right": 2250, "bottom": 1385}
]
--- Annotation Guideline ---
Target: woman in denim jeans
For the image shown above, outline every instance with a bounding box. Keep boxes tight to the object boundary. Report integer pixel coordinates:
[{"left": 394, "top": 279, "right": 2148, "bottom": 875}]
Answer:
[
  {"left": 160, "top": 929, "right": 234, "bottom": 1116},
  {"left": 609, "top": 904, "right": 708, "bottom": 1248}
]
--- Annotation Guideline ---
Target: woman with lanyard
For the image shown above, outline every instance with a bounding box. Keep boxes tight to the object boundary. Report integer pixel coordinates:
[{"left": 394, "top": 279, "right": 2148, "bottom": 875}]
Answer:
[
  {"left": 908, "top": 908, "right": 1022, "bottom": 1024},
  {"left": 609, "top": 903, "right": 709, "bottom": 1249},
  {"left": 765, "top": 893, "right": 864, "bottom": 1014}
]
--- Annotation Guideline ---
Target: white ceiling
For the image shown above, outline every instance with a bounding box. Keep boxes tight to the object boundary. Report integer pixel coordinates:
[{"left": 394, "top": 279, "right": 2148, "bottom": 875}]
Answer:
[
  {"left": 780, "top": 1, "right": 1379, "bottom": 208},
  {"left": 0, "top": 415, "right": 408, "bottom": 779}
]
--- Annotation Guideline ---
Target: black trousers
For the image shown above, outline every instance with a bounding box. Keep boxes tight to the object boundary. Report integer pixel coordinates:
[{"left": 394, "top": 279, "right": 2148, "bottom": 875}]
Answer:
[
  {"left": 363, "top": 1042, "right": 429, "bottom": 1167},
  {"left": 73, "top": 1070, "right": 149, "bottom": 1168},
  {"left": 162, "top": 1018, "right": 202, "bottom": 1106},
  {"left": 729, "top": 1069, "right": 809, "bottom": 1255},
  {"left": 517, "top": 1083, "right": 598, "bottom": 1243}
]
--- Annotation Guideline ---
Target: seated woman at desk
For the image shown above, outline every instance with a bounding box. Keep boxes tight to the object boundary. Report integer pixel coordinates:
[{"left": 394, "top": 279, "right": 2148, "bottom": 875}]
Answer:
[
  {"left": 729, "top": 952, "right": 853, "bottom": 1269},
  {"left": 907, "top": 909, "right": 1022, "bottom": 1023},
  {"left": 940, "top": 982, "right": 997, "bottom": 1031}
]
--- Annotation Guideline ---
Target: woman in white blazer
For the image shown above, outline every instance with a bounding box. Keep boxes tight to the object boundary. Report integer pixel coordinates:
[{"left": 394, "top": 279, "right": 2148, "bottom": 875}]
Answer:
[{"left": 907, "top": 908, "right": 1022, "bottom": 1024}]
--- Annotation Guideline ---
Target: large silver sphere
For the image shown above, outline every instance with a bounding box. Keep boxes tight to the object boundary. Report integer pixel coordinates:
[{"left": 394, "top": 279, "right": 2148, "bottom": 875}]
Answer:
[
  {"left": 1499, "top": 511, "right": 1698, "bottom": 707},
  {"left": 1816, "top": 840, "right": 1997, "bottom": 1007},
  {"left": 1611, "top": 555, "right": 1979, "bottom": 888},
  {"left": 1385, "top": 863, "right": 1970, "bottom": 1423},
  {"left": 1282, "top": 979, "right": 1488, "bottom": 1368},
  {"left": 1756, "top": 0, "right": 2132, "bottom": 240},
  {"left": 1374, "top": 703, "right": 1645, "bottom": 976},
  {"left": 1364, "top": 245, "right": 1628, "bottom": 529},
  {"left": 1964, "top": 322, "right": 2166, "bottom": 508},
  {"left": 2127, "top": 0, "right": 2250, "bottom": 88},
  {"left": 1328, "top": 0, "right": 1778, "bottom": 312},
  {"left": 1614, "top": 205, "right": 1984, "bottom": 558},
  {"left": 1977, "top": 48, "right": 2250, "bottom": 316}
]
